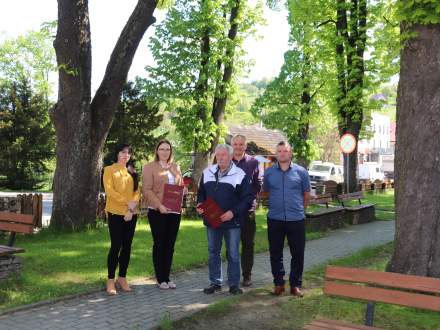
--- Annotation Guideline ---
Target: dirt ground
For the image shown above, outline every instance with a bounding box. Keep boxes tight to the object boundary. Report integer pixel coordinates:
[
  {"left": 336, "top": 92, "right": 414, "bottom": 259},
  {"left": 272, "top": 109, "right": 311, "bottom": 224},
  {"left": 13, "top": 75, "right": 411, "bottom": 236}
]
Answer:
[{"left": 170, "top": 288, "right": 315, "bottom": 330}]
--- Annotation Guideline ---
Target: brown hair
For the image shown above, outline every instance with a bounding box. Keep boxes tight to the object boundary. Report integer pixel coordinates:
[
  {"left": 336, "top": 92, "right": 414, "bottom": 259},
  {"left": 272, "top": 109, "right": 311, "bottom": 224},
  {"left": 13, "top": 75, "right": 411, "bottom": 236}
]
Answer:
[
  {"left": 276, "top": 140, "right": 292, "bottom": 151},
  {"left": 155, "top": 139, "right": 173, "bottom": 163}
]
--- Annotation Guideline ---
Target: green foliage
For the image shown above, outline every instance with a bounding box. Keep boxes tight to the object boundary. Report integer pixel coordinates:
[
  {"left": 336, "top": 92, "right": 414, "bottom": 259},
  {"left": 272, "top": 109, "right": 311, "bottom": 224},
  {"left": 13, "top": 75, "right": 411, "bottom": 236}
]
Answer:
[
  {"left": 252, "top": 0, "right": 334, "bottom": 164},
  {"left": 0, "top": 25, "right": 56, "bottom": 189},
  {"left": 397, "top": 0, "right": 440, "bottom": 25},
  {"left": 0, "top": 23, "right": 56, "bottom": 99},
  {"left": 104, "top": 79, "right": 167, "bottom": 166},
  {"left": 0, "top": 79, "right": 55, "bottom": 189},
  {"left": 146, "top": 0, "right": 264, "bottom": 153}
]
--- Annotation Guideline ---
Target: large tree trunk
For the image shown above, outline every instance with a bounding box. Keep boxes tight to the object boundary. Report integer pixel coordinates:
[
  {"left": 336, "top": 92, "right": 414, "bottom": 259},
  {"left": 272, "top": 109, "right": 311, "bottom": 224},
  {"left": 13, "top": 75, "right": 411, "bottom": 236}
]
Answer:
[
  {"left": 389, "top": 24, "right": 440, "bottom": 277},
  {"left": 51, "top": 0, "right": 157, "bottom": 230}
]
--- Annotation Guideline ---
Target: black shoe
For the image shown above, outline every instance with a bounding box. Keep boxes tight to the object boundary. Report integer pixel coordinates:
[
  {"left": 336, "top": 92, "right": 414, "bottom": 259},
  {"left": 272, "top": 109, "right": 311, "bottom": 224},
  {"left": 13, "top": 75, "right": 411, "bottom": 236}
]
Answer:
[
  {"left": 242, "top": 277, "right": 252, "bottom": 287},
  {"left": 229, "top": 286, "right": 243, "bottom": 295},
  {"left": 203, "top": 284, "right": 222, "bottom": 294}
]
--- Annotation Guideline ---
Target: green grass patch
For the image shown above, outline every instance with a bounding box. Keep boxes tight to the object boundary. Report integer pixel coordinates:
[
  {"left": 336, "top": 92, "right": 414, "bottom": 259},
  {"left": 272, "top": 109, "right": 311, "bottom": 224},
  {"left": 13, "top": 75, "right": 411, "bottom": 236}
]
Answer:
[
  {"left": 170, "top": 243, "right": 440, "bottom": 330},
  {"left": 0, "top": 208, "right": 322, "bottom": 311}
]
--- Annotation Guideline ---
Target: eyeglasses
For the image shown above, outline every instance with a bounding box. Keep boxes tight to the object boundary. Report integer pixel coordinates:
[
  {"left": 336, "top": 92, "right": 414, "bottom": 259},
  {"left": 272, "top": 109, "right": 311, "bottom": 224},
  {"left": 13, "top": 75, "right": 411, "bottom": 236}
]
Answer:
[{"left": 158, "top": 148, "right": 171, "bottom": 152}]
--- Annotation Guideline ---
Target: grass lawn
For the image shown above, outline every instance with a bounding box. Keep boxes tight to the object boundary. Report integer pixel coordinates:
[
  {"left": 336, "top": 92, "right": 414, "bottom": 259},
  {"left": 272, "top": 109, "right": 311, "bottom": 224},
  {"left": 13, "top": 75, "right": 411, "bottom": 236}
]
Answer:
[
  {"left": 0, "top": 208, "right": 324, "bottom": 311},
  {"left": 169, "top": 243, "right": 440, "bottom": 330}
]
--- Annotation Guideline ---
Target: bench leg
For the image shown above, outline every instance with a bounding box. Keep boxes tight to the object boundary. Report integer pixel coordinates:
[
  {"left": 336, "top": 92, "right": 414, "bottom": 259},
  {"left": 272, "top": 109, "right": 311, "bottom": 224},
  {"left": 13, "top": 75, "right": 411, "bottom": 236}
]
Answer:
[
  {"left": 7, "top": 232, "right": 16, "bottom": 247},
  {"left": 365, "top": 301, "right": 375, "bottom": 326}
]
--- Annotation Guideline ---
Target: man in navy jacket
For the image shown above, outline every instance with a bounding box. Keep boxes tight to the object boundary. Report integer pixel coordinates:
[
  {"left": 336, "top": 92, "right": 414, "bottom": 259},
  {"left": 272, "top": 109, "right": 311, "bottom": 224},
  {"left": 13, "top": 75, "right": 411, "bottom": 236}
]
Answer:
[{"left": 197, "top": 144, "right": 254, "bottom": 295}]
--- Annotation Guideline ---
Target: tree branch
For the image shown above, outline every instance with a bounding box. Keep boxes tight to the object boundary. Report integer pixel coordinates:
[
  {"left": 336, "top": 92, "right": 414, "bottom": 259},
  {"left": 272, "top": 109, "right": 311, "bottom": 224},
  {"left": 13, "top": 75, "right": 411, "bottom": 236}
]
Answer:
[
  {"left": 91, "top": 0, "right": 158, "bottom": 141},
  {"left": 316, "top": 19, "right": 337, "bottom": 27}
]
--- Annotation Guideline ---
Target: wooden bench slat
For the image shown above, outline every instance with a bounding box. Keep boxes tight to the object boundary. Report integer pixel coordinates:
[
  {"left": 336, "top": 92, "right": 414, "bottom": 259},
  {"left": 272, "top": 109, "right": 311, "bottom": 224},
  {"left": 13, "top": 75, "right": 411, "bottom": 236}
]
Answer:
[
  {"left": 0, "top": 222, "right": 33, "bottom": 234},
  {"left": 309, "top": 193, "right": 333, "bottom": 205},
  {"left": 338, "top": 192, "right": 364, "bottom": 201},
  {"left": 306, "top": 207, "right": 344, "bottom": 217},
  {"left": 324, "top": 281, "right": 440, "bottom": 312},
  {"left": 0, "top": 245, "right": 25, "bottom": 256},
  {"left": 0, "top": 212, "right": 34, "bottom": 224},
  {"left": 310, "top": 319, "right": 383, "bottom": 330},
  {"left": 326, "top": 266, "right": 440, "bottom": 294},
  {"left": 345, "top": 204, "right": 375, "bottom": 211}
]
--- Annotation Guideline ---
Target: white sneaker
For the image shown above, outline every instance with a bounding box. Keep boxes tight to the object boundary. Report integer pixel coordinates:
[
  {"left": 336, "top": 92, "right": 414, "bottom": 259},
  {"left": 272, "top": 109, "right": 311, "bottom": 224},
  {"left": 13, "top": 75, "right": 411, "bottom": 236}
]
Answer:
[
  {"left": 167, "top": 281, "right": 176, "bottom": 289},
  {"left": 158, "top": 282, "right": 169, "bottom": 290}
]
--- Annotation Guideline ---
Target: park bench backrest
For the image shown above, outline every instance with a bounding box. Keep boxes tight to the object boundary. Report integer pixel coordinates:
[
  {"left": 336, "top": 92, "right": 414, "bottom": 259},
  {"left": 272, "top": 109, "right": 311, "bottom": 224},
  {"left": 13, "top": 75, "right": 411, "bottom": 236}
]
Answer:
[
  {"left": 337, "top": 191, "right": 364, "bottom": 207},
  {"left": 324, "top": 266, "right": 440, "bottom": 312},
  {"left": 0, "top": 212, "right": 35, "bottom": 246},
  {"left": 324, "top": 180, "right": 338, "bottom": 196},
  {"left": 309, "top": 193, "right": 333, "bottom": 208}
]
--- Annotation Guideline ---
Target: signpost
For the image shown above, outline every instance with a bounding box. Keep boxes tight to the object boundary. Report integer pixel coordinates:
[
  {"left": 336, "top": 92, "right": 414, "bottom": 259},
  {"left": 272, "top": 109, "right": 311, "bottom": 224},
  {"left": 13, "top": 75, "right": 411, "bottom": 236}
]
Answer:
[{"left": 340, "top": 133, "right": 357, "bottom": 193}]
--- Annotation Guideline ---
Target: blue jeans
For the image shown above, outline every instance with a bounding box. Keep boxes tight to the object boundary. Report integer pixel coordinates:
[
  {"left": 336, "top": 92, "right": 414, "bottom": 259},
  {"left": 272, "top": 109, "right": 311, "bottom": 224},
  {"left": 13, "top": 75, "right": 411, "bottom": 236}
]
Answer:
[{"left": 207, "top": 227, "right": 241, "bottom": 287}]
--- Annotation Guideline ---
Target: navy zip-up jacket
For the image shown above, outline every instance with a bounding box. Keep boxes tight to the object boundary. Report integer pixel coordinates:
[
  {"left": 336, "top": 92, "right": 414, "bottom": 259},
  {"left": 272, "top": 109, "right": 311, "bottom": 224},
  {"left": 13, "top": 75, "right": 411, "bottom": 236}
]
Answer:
[{"left": 197, "top": 163, "right": 254, "bottom": 229}]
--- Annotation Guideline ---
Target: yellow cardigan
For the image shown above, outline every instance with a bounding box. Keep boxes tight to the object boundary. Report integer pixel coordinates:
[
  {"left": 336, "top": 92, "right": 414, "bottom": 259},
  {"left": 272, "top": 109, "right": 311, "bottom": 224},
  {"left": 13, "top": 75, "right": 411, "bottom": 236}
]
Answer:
[{"left": 103, "top": 163, "right": 140, "bottom": 216}]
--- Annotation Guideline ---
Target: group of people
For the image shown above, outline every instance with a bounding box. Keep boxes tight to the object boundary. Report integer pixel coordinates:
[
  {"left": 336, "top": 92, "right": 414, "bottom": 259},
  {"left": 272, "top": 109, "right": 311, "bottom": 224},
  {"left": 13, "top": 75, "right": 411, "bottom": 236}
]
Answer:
[{"left": 102, "top": 135, "right": 310, "bottom": 298}]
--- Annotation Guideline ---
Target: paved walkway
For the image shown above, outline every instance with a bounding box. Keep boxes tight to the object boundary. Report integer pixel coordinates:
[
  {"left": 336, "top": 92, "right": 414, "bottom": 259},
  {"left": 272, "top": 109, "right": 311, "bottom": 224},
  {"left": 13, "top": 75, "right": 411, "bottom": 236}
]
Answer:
[{"left": 0, "top": 221, "right": 395, "bottom": 330}]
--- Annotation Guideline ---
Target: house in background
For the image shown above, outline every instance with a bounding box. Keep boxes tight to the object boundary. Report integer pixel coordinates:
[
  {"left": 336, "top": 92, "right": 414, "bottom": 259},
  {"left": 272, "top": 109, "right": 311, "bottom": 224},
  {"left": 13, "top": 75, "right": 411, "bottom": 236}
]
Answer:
[
  {"left": 358, "top": 112, "right": 395, "bottom": 177},
  {"left": 226, "top": 124, "right": 287, "bottom": 175}
]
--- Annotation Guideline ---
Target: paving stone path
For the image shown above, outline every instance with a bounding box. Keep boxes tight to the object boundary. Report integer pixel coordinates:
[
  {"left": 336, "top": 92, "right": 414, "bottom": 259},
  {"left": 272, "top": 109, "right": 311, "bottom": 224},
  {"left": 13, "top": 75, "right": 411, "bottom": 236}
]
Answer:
[{"left": 0, "top": 220, "right": 395, "bottom": 330}]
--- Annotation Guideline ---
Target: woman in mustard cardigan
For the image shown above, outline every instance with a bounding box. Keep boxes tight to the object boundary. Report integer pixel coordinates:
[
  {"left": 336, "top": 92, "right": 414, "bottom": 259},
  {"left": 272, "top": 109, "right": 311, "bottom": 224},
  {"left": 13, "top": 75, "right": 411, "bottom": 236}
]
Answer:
[
  {"left": 143, "top": 139, "right": 184, "bottom": 290},
  {"left": 103, "top": 144, "right": 140, "bottom": 295}
]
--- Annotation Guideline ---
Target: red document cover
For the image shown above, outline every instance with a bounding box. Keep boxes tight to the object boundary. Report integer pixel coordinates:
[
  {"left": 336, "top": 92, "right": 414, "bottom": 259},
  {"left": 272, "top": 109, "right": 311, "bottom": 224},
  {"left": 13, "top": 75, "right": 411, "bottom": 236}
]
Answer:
[
  {"left": 199, "top": 197, "right": 224, "bottom": 229},
  {"left": 162, "top": 184, "right": 184, "bottom": 214}
]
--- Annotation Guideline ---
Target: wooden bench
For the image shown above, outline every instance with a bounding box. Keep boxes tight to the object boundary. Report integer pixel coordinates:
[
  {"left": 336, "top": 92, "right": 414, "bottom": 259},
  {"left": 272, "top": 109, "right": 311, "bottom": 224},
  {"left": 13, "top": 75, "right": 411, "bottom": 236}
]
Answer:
[
  {"left": 337, "top": 191, "right": 375, "bottom": 225},
  {"left": 305, "top": 266, "right": 440, "bottom": 329},
  {"left": 306, "top": 194, "right": 345, "bottom": 231},
  {"left": 258, "top": 191, "right": 269, "bottom": 208},
  {"left": 323, "top": 180, "right": 339, "bottom": 199},
  {"left": 359, "top": 180, "right": 372, "bottom": 192},
  {"left": 0, "top": 212, "right": 35, "bottom": 279},
  {"left": 373, "top": 180, "right": 384, "bottom": 193}
]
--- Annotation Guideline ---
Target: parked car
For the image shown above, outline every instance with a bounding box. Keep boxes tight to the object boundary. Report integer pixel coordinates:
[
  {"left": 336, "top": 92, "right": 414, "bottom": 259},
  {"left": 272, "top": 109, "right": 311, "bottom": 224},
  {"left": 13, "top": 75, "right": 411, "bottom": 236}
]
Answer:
[
  {"left": 358, "top": 162, "right": 385, "bottom": 181},
  {"left": 308, "top": 161, "right": 344, "bottom": 188}
]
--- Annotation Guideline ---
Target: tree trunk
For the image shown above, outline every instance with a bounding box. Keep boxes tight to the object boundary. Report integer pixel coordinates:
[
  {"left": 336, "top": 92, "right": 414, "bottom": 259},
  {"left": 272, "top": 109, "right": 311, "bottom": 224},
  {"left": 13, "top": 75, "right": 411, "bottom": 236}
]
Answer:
[
  {"left": 389, "top": 23, "right": 440, "bottom": 277},
  {"left": 193, "top": 0, "right": 241, "bottom": 188},
  {"left": 335, "top": 0, "right": 366, "bottom": 193},
  {"left": 340, "top": 123, "right": 360, "bottom": 193},
  {"left": 51, "top": 0, "right": 157, "bottom": 230}
]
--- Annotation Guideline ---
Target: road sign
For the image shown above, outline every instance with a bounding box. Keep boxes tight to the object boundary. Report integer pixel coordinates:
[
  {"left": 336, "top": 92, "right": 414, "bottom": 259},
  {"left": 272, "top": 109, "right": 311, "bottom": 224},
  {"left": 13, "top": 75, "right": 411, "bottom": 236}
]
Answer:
[{"left": 340, "top": 133, "right": 357, "bottom": 154}]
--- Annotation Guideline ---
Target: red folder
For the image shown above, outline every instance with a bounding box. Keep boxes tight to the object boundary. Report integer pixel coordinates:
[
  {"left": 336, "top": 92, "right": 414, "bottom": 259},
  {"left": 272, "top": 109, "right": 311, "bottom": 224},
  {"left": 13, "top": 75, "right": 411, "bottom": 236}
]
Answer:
[
  {"left": 162, "top": 184, "right": 184, "bottom": 214},
  {"left": 199, "top": 197, "right": 224, "bottom": 229}
]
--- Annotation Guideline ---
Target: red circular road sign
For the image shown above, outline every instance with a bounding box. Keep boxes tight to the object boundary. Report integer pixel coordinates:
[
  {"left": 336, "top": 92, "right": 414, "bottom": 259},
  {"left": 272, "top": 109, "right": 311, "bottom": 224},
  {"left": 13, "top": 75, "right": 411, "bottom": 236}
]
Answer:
[{"left": 340, "top": 133, "right": 357, "bottom": 154}]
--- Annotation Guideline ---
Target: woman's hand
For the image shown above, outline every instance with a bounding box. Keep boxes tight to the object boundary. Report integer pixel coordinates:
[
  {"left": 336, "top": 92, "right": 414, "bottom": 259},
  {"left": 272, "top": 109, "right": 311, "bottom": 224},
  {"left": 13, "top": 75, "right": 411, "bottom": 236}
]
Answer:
[
  {"left": 128, "top": 201, "right": 138, "bottom": 212},
  {"left": 124, "top": 211, "right": 133, "bottom": 221},
  {"left": 158, "top": 204, "right": 169, "bottom": 214}
]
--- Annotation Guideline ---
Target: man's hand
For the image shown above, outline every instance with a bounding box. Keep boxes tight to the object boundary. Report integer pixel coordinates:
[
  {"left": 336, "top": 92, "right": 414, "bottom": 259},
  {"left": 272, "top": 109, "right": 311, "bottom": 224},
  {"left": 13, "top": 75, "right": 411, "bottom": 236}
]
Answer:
[
  {"left": 220, "top": 210, "right": 234, "bottom": 222},
  {"left": 196, "top": 203, "right": 204, "bottom": 215}
]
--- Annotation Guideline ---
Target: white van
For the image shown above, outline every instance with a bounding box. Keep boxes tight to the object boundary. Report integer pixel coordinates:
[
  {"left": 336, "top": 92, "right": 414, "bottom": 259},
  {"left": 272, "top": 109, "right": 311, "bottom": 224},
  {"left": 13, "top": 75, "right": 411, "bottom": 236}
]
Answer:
[
  {"left": 358, "top": 162, "right": 384, "bottom": 181},
  {"left": 308, "top": 161, "right": 344, "bottom": 188}
]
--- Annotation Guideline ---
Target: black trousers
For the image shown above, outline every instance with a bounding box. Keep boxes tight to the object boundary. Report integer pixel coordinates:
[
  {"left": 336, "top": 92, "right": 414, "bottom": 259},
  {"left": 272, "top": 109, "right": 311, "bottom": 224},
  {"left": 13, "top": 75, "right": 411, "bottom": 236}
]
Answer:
[
  {"left": 148, "top": 209, "right": 181, "bottom": 283},
  {"left": 107, "top": 212, "right": 137, "bottom": 279},
  {"left": 267, "top": 218, "right": 305, "bottom": 287},
  {"left": 241, "top": 211, "right": 256, "bottom": 279}
]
